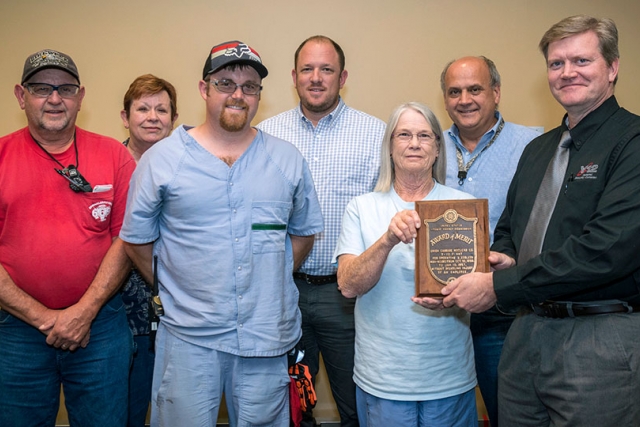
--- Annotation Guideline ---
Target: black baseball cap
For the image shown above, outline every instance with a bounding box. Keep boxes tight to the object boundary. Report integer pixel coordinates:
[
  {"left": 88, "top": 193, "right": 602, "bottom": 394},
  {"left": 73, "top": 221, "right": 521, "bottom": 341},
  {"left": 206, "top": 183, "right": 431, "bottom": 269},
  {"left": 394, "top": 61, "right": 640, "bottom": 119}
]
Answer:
[{"left": 21, "top": 49, "right": 80, "bottom": 84}]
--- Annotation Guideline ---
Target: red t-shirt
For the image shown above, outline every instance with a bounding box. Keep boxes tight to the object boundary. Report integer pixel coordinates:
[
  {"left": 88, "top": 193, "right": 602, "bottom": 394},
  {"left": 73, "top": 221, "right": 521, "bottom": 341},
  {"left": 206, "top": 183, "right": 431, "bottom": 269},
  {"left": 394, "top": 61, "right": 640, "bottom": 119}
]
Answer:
[{"left": 0, "top": 127, "right": 135, "bottom": 308}]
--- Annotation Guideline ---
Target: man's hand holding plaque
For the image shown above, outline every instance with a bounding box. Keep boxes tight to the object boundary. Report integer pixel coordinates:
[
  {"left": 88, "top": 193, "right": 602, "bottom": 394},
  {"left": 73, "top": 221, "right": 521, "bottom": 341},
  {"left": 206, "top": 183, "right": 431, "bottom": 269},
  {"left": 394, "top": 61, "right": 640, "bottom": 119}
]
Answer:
[{"left": 414, "top": 199, "right": 490, "bottom": 299}]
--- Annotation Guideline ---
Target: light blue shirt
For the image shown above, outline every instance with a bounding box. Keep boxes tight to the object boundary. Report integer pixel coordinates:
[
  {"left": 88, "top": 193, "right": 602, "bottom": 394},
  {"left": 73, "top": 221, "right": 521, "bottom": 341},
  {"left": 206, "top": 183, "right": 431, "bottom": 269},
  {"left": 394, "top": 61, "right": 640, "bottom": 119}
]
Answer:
[
  {"left": 444, "top": 112, "right": 541, "bottom": 242},
  {"left": 257, "top": 98, "right": 385, "bottom": 275},
  {"left": 119, "top": 126, "right": 323, "bottom": 357},
  {"left": 333, "top": 183, "right": 477, "bottom": 400}
]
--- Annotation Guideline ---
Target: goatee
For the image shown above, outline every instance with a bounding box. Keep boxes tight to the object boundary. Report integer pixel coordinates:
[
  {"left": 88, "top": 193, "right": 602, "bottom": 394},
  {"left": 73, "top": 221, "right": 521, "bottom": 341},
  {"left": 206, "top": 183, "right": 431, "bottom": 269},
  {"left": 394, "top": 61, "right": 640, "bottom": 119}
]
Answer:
[{"left": 220, "top": 100, "right": 249, "bottom": 132}]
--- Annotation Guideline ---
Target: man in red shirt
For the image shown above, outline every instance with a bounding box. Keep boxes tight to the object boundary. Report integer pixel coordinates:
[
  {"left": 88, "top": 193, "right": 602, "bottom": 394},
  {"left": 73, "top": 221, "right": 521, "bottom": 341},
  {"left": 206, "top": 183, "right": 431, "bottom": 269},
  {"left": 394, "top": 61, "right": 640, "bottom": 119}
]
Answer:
[{"left": 0, "top": 49, "right": 136, "bottom": 427}]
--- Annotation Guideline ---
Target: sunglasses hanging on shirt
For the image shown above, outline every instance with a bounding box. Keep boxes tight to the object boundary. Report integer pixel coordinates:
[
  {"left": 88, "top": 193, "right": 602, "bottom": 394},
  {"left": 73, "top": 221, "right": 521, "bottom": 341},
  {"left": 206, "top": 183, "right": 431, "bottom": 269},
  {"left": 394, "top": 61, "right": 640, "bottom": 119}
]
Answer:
[{"left": 31, "top": 132, "right": 93, "bottom": 193}]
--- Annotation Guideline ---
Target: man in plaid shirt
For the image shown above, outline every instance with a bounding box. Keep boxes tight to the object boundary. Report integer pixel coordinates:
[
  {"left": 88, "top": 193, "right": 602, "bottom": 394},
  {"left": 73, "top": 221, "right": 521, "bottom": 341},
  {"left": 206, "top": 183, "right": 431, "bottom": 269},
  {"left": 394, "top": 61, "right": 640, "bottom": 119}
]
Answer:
[{"left": 258, "top": 35, "right": 385, "bottom": 427}]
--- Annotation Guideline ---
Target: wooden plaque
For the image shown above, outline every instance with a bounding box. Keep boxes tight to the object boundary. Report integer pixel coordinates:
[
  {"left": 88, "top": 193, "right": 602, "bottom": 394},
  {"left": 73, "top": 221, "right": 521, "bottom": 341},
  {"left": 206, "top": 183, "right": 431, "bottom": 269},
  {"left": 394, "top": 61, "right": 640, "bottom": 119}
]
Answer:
[{"left": 415, "top": 199, "right": 490, "bottom": 298}]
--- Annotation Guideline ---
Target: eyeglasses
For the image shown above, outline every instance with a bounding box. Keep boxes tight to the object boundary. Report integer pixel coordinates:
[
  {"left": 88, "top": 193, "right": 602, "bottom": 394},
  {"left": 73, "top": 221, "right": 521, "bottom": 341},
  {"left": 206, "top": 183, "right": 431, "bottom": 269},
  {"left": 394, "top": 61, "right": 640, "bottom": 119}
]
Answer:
[
  {"left": 210, "top": 78, "right": 262, "bottom": 96},
  {"left": 392, "top": 131, "right": 438, "bottom": 144},
  {"left": 24, "top": 83, "right": 80, "bottom": 98}
]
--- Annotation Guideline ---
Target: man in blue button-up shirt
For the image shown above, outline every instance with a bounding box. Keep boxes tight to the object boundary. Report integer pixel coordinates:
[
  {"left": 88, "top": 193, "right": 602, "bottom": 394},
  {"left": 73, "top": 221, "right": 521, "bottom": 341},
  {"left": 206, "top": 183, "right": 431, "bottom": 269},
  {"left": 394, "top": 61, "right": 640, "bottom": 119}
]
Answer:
[
  {"left": 440, "top": 56, "right": 540, "bottom": 427},
  {"left": 258, "top": 36, "right": 385, "bottom": 427}
]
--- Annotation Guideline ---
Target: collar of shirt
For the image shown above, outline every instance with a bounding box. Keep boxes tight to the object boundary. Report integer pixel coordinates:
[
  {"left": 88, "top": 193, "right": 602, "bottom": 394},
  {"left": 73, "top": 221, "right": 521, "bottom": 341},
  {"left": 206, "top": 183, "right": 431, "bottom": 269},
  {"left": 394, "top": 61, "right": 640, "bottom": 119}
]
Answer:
[
  {"left": 448, "top": 111, "right": 504, "bottom": 155},
  {"left": 296, "top": 97, "right": 347, "bottom": 131},
  {"left": 564, "top": 95, "right": 619, "bottom": 151}
]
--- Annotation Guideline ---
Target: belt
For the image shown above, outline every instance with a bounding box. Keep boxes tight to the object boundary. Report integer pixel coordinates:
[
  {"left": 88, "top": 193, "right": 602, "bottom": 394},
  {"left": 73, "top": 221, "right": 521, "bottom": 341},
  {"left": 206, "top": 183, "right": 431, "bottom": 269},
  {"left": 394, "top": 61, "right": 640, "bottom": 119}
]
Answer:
[
  {"left": 293, "top": 272, "right": 337, "bottom": 285},
  {"left": 532, "top": 300, "right": 640, "bottom": 318}
]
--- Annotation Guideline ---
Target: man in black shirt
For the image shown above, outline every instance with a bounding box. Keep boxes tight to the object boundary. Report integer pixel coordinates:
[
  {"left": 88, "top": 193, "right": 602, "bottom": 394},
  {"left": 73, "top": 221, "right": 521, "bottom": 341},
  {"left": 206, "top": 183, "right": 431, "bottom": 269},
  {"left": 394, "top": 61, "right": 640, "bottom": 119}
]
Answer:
[{"left": 440, "top": 15, "right": 640, "bottom": 426}]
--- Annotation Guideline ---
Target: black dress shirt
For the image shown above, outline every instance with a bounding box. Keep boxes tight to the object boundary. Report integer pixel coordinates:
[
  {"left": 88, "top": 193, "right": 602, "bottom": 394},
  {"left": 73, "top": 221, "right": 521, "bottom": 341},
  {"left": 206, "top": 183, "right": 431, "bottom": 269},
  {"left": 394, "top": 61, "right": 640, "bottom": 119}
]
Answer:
[{"left": 492, "top": 96, "right": 640, "bottom": 309}]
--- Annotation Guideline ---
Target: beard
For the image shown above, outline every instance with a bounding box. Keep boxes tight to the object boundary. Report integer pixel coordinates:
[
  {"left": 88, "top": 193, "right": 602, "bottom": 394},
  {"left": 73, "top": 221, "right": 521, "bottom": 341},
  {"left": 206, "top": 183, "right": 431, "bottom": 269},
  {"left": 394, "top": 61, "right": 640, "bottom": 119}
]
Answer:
[
  {"left": 39, "top": 118, "right": 70, "bottom": 132},
  {"left": 36, "top": 111, "right": 72, "bottom": 133},
  {"left": 299, "top": 88, "right": 339, "bottom": 115},
  {"left": 219, "top": 100, "right": 249, "bottom": 132}
]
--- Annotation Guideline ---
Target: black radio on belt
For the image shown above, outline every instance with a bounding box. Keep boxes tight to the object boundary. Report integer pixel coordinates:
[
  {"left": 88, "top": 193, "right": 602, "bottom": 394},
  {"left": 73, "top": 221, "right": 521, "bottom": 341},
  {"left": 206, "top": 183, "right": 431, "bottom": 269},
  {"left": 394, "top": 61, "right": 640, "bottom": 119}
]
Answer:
[{"left": 149, "top": 255, "right": 163, "bottom": 350}]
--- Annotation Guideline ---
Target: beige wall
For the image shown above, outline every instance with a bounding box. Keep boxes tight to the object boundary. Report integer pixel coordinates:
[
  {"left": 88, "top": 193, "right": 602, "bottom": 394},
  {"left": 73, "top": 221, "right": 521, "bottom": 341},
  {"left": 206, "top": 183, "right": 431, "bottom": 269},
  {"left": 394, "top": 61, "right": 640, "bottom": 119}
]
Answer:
[
  {"left": 2, "top": 0, "right": 639, "bottom": 424},
  {"left": 1, "top": 0, "right": 639, "bottom": 137}
]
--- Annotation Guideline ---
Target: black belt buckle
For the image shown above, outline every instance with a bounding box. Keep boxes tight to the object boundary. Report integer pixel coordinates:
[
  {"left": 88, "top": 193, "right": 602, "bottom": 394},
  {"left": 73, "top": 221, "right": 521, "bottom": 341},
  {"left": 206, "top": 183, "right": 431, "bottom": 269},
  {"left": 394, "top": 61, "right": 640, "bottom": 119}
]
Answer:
[
  {"left": 532, "top": 302, "right": 568, "bottom": 318},
  {"left": 293, "top": 272, "right": 337, "bottom": 286}
]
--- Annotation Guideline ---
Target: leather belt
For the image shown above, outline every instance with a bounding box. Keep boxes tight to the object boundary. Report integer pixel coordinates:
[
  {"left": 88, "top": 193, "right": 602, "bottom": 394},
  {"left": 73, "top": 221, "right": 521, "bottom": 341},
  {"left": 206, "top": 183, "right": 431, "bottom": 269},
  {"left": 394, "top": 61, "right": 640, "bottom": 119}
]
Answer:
[
  {"left": 532, "top": 300, "right": 640, "bottom": 318},
  {"left": 293, "top": 272, "right": 337, "bottom": 285}
]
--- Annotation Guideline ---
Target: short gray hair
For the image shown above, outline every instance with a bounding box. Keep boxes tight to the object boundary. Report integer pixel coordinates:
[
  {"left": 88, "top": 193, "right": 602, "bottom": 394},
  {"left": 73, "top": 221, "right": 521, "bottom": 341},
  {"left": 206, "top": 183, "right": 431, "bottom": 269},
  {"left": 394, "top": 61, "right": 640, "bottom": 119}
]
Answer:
[{"left": 374, "top": 102, "right": 446, "bottom": 193}]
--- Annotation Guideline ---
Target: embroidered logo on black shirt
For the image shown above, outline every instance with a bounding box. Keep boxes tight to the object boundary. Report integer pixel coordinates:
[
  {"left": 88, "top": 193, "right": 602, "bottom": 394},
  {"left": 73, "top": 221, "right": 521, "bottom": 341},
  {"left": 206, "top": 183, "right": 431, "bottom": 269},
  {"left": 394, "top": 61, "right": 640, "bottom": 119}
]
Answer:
[{"left": 574, "top": 162, "right": 599, "bottom": 180}]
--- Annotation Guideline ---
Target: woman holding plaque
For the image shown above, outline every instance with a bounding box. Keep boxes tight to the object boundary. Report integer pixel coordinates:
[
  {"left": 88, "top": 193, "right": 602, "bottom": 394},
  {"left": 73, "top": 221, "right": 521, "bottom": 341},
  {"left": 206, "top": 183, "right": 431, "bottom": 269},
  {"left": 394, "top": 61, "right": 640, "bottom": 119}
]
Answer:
[{"left": 333, "top": 102, "right": 477, "bottom": 427}]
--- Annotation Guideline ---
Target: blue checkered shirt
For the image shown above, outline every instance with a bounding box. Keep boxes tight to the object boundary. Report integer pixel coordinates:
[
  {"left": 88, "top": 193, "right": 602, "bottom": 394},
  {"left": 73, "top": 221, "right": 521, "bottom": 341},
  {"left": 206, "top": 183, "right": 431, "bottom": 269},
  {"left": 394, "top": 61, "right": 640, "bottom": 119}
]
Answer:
[{"left": 257, "top": 98, "right": 386, "bottom": 275}]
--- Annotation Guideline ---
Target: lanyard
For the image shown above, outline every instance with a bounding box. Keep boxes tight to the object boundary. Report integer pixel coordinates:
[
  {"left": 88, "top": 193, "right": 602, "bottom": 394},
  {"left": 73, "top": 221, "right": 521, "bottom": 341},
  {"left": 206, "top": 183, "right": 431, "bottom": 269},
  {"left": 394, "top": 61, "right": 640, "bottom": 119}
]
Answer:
[
  {"left": 31, "top": 131, "right": 79, "bottom": 169},
  {"left": 456, "top": 118, "right": 505, "bottom": 185},
  {"left": 31, "top": 131, "right": 92, "bottom": 193}
]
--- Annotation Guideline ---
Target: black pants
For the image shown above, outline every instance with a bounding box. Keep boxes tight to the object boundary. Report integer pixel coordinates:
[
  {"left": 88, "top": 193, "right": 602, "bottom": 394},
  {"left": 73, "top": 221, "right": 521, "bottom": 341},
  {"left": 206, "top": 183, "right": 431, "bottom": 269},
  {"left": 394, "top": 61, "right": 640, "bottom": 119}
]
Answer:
[{"left": 295, "top": 277, "right": 359, "bottom": 427}]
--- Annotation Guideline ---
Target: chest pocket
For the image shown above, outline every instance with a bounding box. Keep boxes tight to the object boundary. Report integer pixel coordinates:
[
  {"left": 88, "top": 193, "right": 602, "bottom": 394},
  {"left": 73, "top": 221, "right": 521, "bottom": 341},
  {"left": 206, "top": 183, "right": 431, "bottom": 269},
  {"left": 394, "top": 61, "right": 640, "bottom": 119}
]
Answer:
[
  {"left": 80, "top": 189, "right": 115, "bottom": 233},
  {"left": 251, "top": 201, "right": 291, "bottom": 254}
]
